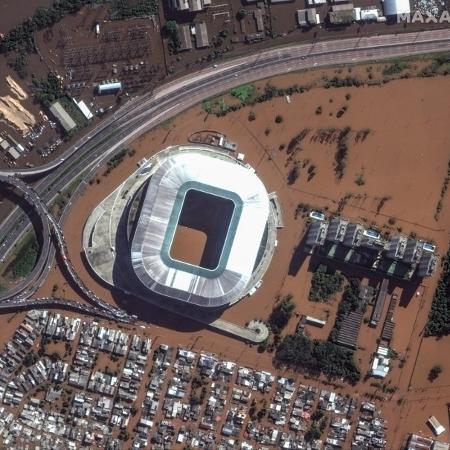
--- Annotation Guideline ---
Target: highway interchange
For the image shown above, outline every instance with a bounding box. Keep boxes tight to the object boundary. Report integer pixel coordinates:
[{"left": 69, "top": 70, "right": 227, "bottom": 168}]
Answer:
[{"left": 2, "top": 28, "right": 450, "bottom": 319}]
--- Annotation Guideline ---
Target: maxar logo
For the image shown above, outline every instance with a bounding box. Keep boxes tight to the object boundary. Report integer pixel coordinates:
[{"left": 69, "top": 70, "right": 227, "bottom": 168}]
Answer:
[{"left": 398, "top": 10, "right": 450, "bottom": 23}]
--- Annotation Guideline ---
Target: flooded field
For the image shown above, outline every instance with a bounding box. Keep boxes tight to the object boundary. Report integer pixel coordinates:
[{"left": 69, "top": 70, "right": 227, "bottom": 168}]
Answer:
[{"left": 6, "top": 65, "right": 450, "bottom": 447}]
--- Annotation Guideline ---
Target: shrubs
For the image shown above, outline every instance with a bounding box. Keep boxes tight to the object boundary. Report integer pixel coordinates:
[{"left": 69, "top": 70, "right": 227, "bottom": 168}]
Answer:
[
  {"left": 428, "top": 364, "right": 443, "bottom": 382},
  {"left": 308, "top": 265, "right": 344, "bottom": 302},
  {"left": 334, "top": 127, "right": 351, "bottom": 179},
  {"left": 248, "top": 111, "right": 256, "bottom": 121},
  {"left": 287, "top": 164, "right": 300, "bottom": 185},
  {"left": 425, "top": 250, "right": 450, "bottom": 336},
  {"left": 274, "top": 333, "right": 360, "bottom": 384},
  {"left": 275, "top": 115, "right": 284, "bottom": 124},
  {"left": 11, "top": 234, "right": 39, "bottom": 279}
]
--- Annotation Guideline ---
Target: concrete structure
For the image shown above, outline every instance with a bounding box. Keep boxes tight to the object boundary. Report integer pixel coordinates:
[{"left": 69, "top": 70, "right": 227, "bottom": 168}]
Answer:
[
  {"left": 49, "top": 101, "right": 77, "bottom": 132},
  {"left": 131, "top": 149, "right": 270, "bottom": 308},
  {"left": 382, "top": 0, "right": 410, "bottom": 16}
]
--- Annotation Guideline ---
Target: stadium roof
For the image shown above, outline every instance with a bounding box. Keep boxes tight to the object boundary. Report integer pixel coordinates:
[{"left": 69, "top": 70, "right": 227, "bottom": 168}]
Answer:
[{"left": 131, "top": 148, "right": 270, "bottom": 308}]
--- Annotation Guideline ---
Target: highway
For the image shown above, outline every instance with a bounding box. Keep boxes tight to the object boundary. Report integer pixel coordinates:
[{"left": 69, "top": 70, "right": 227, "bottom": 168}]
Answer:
[
  {"left": 0, "top": 175, "right": 135, "bottom": 323},
  {"left": 1, "top": 28, "right": 450, "bottom": 312}
]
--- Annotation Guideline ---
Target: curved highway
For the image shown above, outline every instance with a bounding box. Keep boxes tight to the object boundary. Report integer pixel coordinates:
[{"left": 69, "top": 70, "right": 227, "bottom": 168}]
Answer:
[
  {"left": 1, "top": 28, "right": 450, "bottom": 316},
  {"left": 0, "top": 176, "right": 135, "bottom": 322}
]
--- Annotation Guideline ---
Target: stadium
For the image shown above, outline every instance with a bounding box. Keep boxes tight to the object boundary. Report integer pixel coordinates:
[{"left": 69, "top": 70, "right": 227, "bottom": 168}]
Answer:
[{"left": 83, "top": 145, "right": 279, "bottom": 311}]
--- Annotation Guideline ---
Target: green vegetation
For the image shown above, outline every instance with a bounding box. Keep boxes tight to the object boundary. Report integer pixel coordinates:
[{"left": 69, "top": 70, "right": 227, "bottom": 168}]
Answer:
[
  {"left": 10, "top": 233, "right": 39, "bottom": 279},
  {"left": 274, "top": 333, "right": 360, "bottom": 384},
  {"left": 382, "top": 62, "right": 410, "bottom": 77},
  {"left": 275, "top": 115, "right": 284, "bottom": 124},
  {"left": 434, "top": 158, "right": 450, "bottom": 220},
  {"left": 425, "top": 251, "right": 450, "bottom": 337},
  {"left": 308, "top": 265, "right": 344, "bottom": 302},
  {"left": 201, "top": 98, "right": 229, "bottom": 116},
  {"left": 58, "top": 95, "right": 88, "bottom": 129},
  {"left": 103, "top": 147, "right": 135, "bottom": 176},
  {"left": 32, "top": 72, "right": 64, "bottom": 107},
  {"left": 164, "top": 20, "right": 180, "bottom": 54},
  {"left": 420, "top": 54, "right": 450, "bottom": 77},
  {"left": 110, "top": 0, "right": 158, "bottom": 20},
  {"left": 354, "top": 172, "right": 365, "bottom": 186},
  {"left": 428, "top": 364, "right": 443, "bottom": 382},
  {"left": 323, "top": 76, "right": 362, "bottom": 89},
  {"left": 287, "top": 163, "right": 300, "bottom": 185},
  {"left": 230, "top": 84, "right": 255, "bottom": 103},
  {"left": 268, "top": 294, "right": 295, "bottom": 335},
  {"left": 9, "top": 51, "right": 28, "bottom": 78},
  {"left": 329, "top": 279, "right": 364, "bottom": 343},
  {"left": 0, "top": 0, "right": 104, "bottom": 53},
  {"left": 334, "top": 127, "right": 351, "bottom": 179}
]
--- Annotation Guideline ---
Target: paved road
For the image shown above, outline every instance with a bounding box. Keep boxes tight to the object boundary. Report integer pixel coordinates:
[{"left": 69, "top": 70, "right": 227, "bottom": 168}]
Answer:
[{"left": 2, "top": 28, "right": 450, "bottom": 299}]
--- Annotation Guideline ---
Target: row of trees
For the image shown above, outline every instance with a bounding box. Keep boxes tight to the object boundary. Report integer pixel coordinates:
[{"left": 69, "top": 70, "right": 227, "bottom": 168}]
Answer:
[
  {"left": 274, "top": 333, "right": 361, "bottom": 384},
  {"left": 425, "top": 251, "right": 450, "bottom": 336},
  {"left": 0, "top": 0, "right": 98, "bottom": 53}
]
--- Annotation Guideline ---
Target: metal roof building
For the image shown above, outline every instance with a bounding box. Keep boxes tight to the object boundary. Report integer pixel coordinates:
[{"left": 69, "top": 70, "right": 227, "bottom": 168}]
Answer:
[
  {"left": 130, "top": 148, "right": 271, "bottom": 308},
  {"left": 49, "top": 101, "right": 77, "bottom": 132}
]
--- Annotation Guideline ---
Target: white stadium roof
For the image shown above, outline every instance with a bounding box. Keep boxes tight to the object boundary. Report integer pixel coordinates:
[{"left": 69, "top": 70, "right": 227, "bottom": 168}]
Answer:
[
  {"left": 382, "top": 0, "right": 410, "bottom": 16},
  {"left": 130, "top": 147, "right": 270, "bottom": 308}
]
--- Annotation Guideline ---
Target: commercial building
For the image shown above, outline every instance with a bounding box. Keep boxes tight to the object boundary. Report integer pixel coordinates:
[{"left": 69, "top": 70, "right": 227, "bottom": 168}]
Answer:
[
  {"left": 49, "top": 100, "right": 77, "bottom": 132},
  {"left": 304, "top": 215, "right": 438, "bottom": 279},
  {"left": 382, "top": 0, "right": 410, "bottom": 16},
  {"left": 97, "top": 81, "right": 122, "bottom": 95}
]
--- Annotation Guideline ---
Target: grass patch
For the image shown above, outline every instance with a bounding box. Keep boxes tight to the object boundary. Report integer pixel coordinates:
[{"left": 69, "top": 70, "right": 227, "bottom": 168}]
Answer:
[
  {"left": 382, "top": 62, "right": 410, "bottom": 77},
  {"left": 230, "top": 84, "right": 255, "bottom": 103},
  {"left": 8, "top": 232, "right": 39, "bottom": 279}
]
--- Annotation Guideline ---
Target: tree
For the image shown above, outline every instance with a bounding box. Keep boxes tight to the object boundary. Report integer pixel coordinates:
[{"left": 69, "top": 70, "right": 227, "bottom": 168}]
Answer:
[
  {"left": 236, "top": 9, "right": 246, "bottom": 20},
  {"left": 308, "top": 265, "right": 344, "bottom": 302},
  {"left": 268, "top": 295, "right": 295, "bottom": 334},
  {"left": 275, "top": 115, "right": 283, "bottom": 124},
  {"left": 428, "top": 365, "right": 443, "bottom": 382}
]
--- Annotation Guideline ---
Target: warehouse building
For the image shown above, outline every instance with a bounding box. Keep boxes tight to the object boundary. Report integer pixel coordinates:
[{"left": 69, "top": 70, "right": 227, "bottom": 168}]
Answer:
[{"left": 49, "top": 101, "right": 77, "bottom": 132}]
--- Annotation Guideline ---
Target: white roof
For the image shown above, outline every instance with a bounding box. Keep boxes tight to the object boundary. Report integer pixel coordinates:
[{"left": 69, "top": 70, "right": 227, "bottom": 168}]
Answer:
[
  {"left": 131, "top": 146, "right": 270, "bottom": 307},
  {"left": 382, "top": 0, "right": 410, "bottom": 16},
  {"left": 76, "top": 100, "right": 93, "bottom": 120}
]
